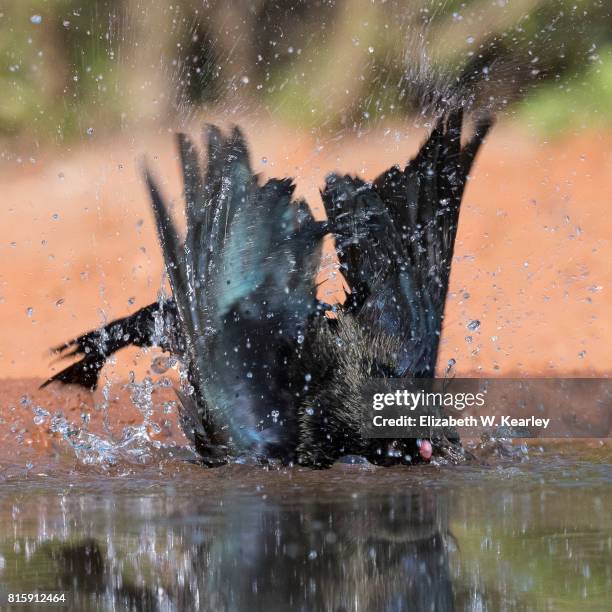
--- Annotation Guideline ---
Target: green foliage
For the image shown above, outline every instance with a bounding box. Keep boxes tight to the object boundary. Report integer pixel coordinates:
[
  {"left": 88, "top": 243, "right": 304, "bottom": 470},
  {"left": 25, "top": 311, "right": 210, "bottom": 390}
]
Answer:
[
  {"left": 0, "top": 1, "right": 121, "bottom": 142},
  {"left": 0, "top": 0, "right": 611, "bottom": 143},
  {"left": 521, "top": 47, "right": 612, "bottom": 135}
]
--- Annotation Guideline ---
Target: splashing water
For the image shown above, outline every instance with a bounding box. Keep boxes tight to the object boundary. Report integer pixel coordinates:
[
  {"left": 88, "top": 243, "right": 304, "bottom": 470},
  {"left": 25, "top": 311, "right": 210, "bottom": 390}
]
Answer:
[{"left": 23, "top": 375, "right": 197, "bottom": 468}]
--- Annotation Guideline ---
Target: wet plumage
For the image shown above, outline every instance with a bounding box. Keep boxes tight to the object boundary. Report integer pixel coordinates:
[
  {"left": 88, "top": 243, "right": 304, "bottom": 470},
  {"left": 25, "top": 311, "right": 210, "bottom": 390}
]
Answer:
[{"left": 44, "top": 108, "right": 492, "bottom": 468}]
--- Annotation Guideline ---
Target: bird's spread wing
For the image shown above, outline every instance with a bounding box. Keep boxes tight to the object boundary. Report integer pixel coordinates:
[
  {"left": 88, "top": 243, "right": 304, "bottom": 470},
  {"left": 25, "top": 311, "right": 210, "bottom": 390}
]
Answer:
[
  {"left": 323, "top": 110, "right": 493, "bottom": 376},
  {"left": 41, "top": 300, "right": 182, "bottom": 390},
  {"left": 146, "top": 126, "right": 325, "bottom": 456}
]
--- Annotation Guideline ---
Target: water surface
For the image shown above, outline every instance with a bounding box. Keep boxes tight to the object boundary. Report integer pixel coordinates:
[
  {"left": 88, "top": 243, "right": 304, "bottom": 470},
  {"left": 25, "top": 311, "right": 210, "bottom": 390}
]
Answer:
[{"left": 0, "top": 444, "right": 609, "bottom": 611}]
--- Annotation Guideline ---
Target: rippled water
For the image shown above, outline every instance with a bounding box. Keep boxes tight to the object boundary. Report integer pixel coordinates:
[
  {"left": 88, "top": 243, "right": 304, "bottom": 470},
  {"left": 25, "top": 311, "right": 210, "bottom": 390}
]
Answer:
[{"left": 0, "top": 442, "right": 610, "bottom": 611}]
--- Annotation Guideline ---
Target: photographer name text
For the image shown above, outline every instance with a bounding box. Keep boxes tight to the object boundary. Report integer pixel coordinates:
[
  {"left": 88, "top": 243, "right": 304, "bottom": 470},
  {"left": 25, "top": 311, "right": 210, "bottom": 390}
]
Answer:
[{"left": 371, "top": 414, "right": 551, "bottom": 429}]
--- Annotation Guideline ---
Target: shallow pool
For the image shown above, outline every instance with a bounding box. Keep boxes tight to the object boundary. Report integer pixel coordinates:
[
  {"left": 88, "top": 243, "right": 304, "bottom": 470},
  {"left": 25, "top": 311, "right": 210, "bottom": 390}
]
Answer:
[{"left": 0, "top": 442, "right": 610, "bottom": 611}]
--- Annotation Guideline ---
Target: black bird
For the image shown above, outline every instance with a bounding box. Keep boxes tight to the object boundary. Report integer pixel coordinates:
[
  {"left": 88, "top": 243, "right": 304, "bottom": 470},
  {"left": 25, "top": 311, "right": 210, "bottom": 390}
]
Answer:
[{"left": 43, "top": 108, "right": 492, "bottom": 468}]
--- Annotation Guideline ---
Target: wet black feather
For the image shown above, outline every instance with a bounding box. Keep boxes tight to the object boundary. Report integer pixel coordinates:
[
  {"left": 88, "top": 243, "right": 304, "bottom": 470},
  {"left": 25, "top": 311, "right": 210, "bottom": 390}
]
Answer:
[
  {"left": 44, "top": 113, "right": 491, "bottom": 468},
  {"left": 41, "top": 300, "right": 182, "bottom": 390}
]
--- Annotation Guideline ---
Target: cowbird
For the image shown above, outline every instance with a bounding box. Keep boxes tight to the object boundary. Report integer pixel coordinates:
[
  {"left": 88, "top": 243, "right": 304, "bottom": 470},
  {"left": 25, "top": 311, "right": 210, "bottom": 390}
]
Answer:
[{"left": 43, "top": 108, "right": 492, "bottom": 467}]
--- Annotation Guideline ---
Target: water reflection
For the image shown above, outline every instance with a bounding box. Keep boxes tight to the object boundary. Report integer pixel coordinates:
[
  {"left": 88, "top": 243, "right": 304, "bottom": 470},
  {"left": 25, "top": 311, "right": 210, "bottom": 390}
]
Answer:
[
  {"left": 1, "top": 489, "right": 454, "bottom": 611},
  {"left": 0, "top": 454, "right": 610, "bottom": 611}
]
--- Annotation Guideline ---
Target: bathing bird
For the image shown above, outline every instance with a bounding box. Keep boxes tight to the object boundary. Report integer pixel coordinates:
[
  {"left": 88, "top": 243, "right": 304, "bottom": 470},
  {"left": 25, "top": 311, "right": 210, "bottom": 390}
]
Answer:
[{"left": 43, "top": 108, "right": 492, "bottom": 467}]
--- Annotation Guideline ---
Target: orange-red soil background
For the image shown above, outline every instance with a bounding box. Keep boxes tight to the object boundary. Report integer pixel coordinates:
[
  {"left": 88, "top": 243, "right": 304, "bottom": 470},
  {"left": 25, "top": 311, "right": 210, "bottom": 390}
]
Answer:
[
  {"left": 1, "top": 118, "right": 610, "bottom": 460},
  {"left": 2, "top": 119, "right": 610, "bottom": 381}
]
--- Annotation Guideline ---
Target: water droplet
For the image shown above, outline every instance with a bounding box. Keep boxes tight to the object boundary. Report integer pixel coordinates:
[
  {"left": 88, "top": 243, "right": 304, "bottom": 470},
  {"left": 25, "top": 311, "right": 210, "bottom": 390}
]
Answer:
[
  {"left": 246, "top": 371, "right": 253, "bottom": 379},
  {"left": 297, "top": 333, "right": 304, "bottom": 345},
  {"left": 33, "top": 407, "right": 49, "bottom": 425},
  {"left": 368, "top": 46, "right": 374, "bottom": 53},
  {"left": 467, "top": 320, "right": 481, "bottom": 331},
  {"left": 151, "top": 356, "right": 170, "bottom": 374},
  {"left": 30, "top": 15, "right": 42, "bottom": 25},
  {"left": 305, "top": 407, "right": 314, "bottom": 416},
  {"left": 578, "top": 350, "right": 586, "bottom": 359},
  {"left": 26, "top": 307, "right": 33, "bottom": 317},
  {"left": 240, "top": 75, "right": 249, "bottom": 84},
  {"left": 55, "top": 298, "right": 64, "bottom": 307},
  {"left": 466, "top": 36, "right": 475, "bottom": 44},
  {"left": 86, "top": 127, "right": 95, "bottom": 136},
  {"left": 304, "top": 373, "right": 312, "bottom": 382}
]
